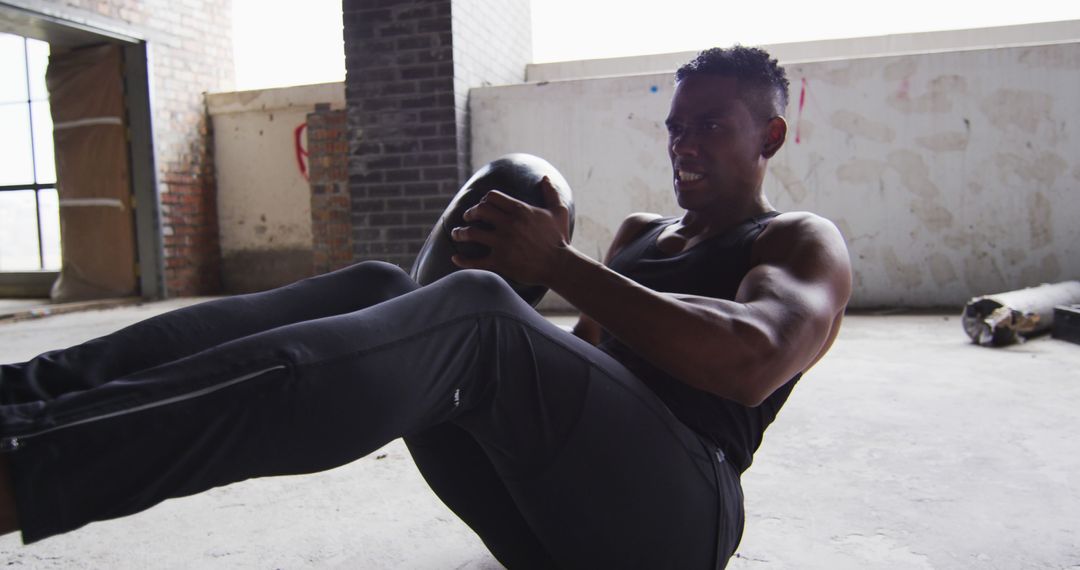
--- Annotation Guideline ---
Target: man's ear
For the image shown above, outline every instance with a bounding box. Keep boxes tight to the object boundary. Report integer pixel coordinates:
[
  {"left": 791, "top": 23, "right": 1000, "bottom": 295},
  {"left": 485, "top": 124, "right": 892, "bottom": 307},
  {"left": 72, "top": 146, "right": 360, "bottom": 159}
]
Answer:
[{"left": 761, "top": 116, "right": 787, "bottom": 159}]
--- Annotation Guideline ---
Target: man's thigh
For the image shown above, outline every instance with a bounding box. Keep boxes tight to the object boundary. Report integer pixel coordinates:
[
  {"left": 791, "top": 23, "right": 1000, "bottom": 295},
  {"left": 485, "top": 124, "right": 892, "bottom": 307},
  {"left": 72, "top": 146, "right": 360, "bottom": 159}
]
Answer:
[
  {"left": 424, "top": 316, "right": 731, "bottom": 569},
  {"left": 505, "top": 359, "right": 725, "bottom": 569}
]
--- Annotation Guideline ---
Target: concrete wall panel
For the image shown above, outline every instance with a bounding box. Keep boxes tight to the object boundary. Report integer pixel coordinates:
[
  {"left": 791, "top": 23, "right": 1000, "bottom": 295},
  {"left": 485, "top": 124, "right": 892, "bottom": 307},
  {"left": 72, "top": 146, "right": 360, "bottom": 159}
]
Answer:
[
  {"left": 772, "top": 44, "right": 1079, "bottom": 307},
  {"left": 472, "top": 43, "right": 1080, "bottom": 308},
  {"left": 526, "top": 20, "right": 1080, "bottom": 83}
]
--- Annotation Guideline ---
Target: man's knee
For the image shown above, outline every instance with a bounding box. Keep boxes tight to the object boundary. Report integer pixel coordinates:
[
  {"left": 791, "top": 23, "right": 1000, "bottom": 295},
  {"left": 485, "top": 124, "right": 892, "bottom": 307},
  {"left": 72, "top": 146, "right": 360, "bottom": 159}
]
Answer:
[
  {"left": 320, "top": 261, "right": 418, "bottom": 300},
  {"left": 340, "top": 260, "right": 410, "bottom": 282},
  {"left": 439, "top": 270, "right": 529, "bottom": 312}
]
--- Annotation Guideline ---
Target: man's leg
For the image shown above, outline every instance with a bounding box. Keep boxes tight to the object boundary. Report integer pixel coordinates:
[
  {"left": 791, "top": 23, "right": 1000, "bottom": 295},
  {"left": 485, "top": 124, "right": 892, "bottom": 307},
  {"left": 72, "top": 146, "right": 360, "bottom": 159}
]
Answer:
[
  {"left": 451, "top": 320, "right": 737, "bottom": 569},
  {"left": 1, "top": 270, "right": 737, "bottom": 567},
  {"left": 0, "top": 459, "right": 15, "bottom": 533},
  {"left": 0, "top": 269, "right": 561, "bottom": 542},
  {"left": 0, "top": 260, "right": 421, "bottom": 539},
  {"left": 406, "top": 424, "right": 561, "bottom": 569},
  {"left": 0, "top": 261, "right": 418, "bottom": 403}
]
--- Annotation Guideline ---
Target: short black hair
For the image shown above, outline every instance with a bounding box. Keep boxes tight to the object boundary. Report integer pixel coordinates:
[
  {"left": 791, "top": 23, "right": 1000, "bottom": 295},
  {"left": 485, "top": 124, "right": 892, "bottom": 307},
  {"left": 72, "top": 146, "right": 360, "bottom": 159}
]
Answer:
[{"left": 675, "top": 46, "right": 790, "bottom": 121}]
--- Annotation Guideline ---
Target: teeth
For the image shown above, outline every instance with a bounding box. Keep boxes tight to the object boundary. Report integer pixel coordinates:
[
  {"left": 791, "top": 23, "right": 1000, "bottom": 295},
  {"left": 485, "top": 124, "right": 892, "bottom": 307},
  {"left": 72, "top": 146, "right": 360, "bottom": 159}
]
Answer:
[{"left": 678, "top": 170, "right": 703, "bottom": 182}]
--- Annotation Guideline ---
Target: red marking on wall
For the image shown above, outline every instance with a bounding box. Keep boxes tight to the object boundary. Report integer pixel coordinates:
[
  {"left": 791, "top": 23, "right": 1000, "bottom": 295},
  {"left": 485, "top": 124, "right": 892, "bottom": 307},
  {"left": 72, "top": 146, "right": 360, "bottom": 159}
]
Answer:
[
  {"left": 294, "top": 122, "right": 309, "bottom": 180},
  {"left": 795, "top": 77, "right": 807, "bottom": 144}
]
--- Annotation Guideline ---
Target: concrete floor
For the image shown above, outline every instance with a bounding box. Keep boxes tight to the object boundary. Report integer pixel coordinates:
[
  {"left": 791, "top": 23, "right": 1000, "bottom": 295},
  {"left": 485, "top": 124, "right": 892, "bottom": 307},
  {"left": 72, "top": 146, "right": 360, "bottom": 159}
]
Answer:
[
  {"left": 0, "top": 299, "right": 46, "bottom": 314},
  {"left": 0, "top": 300, "right": 1078, "bottom": 569}
]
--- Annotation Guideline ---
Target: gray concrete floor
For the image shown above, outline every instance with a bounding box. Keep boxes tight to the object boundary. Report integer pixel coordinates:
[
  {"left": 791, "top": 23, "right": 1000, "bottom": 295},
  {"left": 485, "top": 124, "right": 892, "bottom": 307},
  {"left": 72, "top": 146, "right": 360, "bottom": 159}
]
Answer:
[
  {"left": 0, "top": 299, "right": 46, "bottom": 314},
  {"left": 0, "top": 300, "right": 1078, "bottom": 568}
]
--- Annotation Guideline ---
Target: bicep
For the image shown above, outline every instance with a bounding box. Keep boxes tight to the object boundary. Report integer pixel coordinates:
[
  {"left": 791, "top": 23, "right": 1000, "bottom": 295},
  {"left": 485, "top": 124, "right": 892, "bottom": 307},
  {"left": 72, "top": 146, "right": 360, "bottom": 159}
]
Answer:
[
  {"left": 737, "top": 217, "right": 851, "bottom": 313},
  {"left": 733, "top": 217, "right": 851, "bottom": 374}
]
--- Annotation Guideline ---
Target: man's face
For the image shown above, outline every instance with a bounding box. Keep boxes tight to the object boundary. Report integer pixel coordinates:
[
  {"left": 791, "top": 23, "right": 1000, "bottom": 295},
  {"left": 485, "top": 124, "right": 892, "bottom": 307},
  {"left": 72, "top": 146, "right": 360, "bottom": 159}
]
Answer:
[{"left": 664, "top": 74, "right": 770, "bottom": 213}]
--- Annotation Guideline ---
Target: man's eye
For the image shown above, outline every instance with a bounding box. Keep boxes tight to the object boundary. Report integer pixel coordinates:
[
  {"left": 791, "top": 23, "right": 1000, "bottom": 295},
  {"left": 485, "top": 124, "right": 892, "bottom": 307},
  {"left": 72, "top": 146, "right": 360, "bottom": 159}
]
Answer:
[
  {"left": 703, "top": 122, "right": 721, "bottom": 131},
  {"left": 666, "top": 124, "right": 683, "bottom": 136}
]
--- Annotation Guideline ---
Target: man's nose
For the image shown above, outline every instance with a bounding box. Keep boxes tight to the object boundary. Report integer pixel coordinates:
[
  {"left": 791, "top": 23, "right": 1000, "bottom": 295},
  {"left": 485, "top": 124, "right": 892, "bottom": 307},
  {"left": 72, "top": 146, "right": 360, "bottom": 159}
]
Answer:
[{"left": 671, "top": 130, "right": 698, "bottom": 157}]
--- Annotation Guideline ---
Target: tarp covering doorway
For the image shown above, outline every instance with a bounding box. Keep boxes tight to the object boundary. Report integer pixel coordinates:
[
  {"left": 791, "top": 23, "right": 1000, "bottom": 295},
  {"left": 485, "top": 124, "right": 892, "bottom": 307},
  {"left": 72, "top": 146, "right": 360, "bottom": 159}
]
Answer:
[{"left": 46, "top": 43, "right": 137, "bottom": 302}]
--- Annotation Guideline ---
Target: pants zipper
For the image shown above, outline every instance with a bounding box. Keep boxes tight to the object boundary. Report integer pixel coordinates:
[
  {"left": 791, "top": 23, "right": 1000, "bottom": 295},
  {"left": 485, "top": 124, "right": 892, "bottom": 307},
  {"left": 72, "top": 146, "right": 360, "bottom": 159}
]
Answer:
[
  {"left": 0, "top": 364, "right": 288, "bottom": 453},
  {"left": 708, "top": 445, "right": 727, "bottom": 570}
]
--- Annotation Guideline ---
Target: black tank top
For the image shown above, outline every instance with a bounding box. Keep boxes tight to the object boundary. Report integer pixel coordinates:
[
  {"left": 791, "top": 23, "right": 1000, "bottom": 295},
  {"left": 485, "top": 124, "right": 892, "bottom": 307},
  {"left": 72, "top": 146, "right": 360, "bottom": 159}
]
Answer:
[{"left": 600, "top": 212, "right": 800, "bottom": 473}]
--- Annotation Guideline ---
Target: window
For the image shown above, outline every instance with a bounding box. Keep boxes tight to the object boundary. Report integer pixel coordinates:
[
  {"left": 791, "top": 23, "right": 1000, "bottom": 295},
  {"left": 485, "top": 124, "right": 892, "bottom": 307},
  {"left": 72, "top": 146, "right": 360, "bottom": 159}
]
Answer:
[{"left": 0, "top": 32, "right": 60, "bottom": 271}]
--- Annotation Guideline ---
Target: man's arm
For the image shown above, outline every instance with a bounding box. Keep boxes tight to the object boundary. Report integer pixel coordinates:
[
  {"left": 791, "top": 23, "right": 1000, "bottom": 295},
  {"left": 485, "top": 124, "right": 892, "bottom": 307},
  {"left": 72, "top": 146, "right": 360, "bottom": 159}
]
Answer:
[
  {"left": 451, "top": 184, "right": 851, "bottom": 407},
  {"left": 571, "top": 212, "right": 661, "bottom": 345}
]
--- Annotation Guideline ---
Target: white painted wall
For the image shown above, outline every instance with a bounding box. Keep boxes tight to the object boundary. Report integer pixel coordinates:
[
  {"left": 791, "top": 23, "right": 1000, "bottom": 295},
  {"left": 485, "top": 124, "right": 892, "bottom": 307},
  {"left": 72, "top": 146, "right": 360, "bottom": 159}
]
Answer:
[
  {"left": 207, "top": 82, "right": 345, "bottom": 253},
  {"left": 471, "top": 42, "right": 1080, "bottom": 308},
  {"left": 207, "top": 82, "right": 345, "bottom": 292}
]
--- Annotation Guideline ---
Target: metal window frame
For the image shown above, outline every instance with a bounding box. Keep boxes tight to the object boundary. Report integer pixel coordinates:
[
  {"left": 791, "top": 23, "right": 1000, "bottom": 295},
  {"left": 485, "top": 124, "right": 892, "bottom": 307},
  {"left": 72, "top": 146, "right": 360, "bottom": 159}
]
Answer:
[
  {"left": 0, "top": 34, "right": 54, "bottom": 271},
  {"left": 0, "top": 183, "right": 57, "bottom": 270}
]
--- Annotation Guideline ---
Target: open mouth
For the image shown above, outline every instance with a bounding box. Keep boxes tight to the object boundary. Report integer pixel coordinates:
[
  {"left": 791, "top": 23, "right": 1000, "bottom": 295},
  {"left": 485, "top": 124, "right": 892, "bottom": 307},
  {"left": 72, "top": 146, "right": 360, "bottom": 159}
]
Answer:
[{"left": 675, "top": 169, "right": 705, "bottom": 184}]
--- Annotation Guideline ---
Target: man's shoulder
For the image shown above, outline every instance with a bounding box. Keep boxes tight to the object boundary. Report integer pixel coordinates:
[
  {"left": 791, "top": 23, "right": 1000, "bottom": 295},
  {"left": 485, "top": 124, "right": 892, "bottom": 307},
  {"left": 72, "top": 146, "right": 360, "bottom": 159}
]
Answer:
[
  {"left": 755, "top": 211, "right": 848, "bottom": 259},
  {"left": 605, "top": 213, "right": 666, "bottom": 262},
  {"left": 765, "top": 211, "right": 843, "bottom": 239},
  {"left": 620, "top": 212, "right": 666, "bottom": 232},
  {"left": 614, "top": 212, "right": 667, "bottom": 244}
]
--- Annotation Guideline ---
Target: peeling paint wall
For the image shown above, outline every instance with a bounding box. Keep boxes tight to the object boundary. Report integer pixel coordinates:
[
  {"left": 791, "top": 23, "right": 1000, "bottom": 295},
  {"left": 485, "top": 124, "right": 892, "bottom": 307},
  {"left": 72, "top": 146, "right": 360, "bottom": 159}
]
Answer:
[
  {"left": 471, "top": 43, "right": 1080, "bottom": 308},
  {"left": 773, "top": 44, "right": 1078, "bottom": 307},
  {"left": 207, "top": 83, "right": 345, "bottom": 293}
]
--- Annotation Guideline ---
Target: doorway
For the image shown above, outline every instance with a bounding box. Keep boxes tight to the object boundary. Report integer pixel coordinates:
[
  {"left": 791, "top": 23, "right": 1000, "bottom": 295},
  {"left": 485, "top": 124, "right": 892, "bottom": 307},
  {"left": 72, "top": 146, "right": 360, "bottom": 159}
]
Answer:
[{"left": 0, "top": 4, "right": 163, "bottom": 309}]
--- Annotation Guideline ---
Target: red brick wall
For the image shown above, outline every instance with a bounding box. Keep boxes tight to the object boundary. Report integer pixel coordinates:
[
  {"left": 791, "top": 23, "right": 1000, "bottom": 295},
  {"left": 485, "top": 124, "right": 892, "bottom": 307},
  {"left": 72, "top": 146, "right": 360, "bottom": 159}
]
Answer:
[
  {"left": 307, "top": 106, "right": 354, "bottom": 275},
  {"left": 20, "top": 0, "right": 234, "bottom": 296},
  {"left": 159, "top": 147, "right": 222, "bottom": 294}
]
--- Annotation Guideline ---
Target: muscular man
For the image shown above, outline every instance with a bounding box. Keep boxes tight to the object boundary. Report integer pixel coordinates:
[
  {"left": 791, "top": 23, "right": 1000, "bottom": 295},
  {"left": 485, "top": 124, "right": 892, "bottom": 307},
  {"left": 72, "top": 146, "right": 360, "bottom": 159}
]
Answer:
[{"left": 0, "top": 46, "right": 850, "bottom": 568}]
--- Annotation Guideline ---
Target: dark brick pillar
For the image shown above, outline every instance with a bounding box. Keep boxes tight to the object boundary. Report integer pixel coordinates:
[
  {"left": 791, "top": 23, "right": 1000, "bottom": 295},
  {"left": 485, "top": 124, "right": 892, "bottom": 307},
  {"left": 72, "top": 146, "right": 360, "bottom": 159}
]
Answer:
[
  {"left": 343, "top": 0, "right": 532, "bottom": 270},
  {"left": 307, "top": 106, "right": 354, "bottom": 274}
]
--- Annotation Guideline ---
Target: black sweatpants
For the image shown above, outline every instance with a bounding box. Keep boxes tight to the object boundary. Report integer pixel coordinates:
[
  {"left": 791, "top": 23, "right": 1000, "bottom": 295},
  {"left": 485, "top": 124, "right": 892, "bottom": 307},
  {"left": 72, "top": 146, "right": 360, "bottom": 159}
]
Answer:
[{"left": 0, "top": 262, "right": 744, "bottom": 569}]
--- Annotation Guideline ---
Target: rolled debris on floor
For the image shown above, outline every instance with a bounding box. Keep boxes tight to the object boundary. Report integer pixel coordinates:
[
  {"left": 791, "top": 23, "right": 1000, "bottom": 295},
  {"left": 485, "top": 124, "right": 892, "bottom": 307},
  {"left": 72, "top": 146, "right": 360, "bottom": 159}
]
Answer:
[{"left": 962, "top": 281, "right": 1080, "bottom": 346}]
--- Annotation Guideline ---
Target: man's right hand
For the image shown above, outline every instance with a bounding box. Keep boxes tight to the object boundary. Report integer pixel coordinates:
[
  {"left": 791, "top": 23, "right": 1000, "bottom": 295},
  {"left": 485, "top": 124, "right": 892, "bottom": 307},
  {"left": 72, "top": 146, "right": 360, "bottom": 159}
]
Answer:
[{"left": 449, "top": 177, "right": 573, "bottom": 287}]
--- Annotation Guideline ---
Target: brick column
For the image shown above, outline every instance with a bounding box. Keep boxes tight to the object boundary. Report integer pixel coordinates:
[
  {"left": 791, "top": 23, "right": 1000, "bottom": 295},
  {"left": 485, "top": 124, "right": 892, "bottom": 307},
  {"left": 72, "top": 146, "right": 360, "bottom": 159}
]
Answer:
[
  {"left": 307, "top": 106, "right": 354, "bottom": 274},
  {"left": 343, "top": 0, "right": 531, "bottom": 270}
]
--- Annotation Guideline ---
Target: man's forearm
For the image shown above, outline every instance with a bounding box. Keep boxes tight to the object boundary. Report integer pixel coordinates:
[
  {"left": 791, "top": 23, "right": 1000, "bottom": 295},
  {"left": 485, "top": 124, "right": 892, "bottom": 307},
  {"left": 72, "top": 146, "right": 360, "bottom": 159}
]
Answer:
[{"left": 545, "top": 246, "right": 771, "bottom": 404}]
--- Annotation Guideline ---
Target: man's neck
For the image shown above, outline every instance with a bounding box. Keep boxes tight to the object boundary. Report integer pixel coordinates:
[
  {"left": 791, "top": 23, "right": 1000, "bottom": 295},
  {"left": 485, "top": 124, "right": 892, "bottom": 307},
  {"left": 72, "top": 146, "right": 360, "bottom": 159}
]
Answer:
[{"left": 678, "top": 193, "right": 774, "bottom": 239}]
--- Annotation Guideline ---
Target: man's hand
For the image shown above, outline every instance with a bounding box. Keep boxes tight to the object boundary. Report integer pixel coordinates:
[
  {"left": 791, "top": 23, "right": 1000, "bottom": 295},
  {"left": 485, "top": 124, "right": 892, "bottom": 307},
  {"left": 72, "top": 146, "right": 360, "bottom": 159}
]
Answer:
[{"left": 450, "top": 177, "right": 572, "bottom": 285}]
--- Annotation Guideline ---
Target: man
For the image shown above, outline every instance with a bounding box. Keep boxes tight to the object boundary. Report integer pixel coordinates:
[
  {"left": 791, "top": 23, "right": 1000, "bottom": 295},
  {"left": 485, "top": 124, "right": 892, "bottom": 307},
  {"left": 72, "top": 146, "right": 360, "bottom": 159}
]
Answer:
[{"left": 0, "top": 46, "right": 850, "bottom": 568}]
